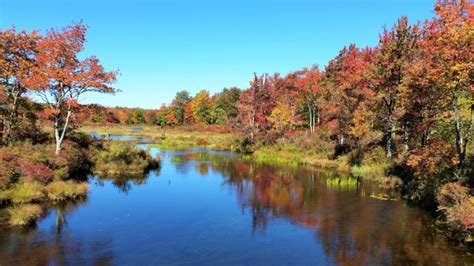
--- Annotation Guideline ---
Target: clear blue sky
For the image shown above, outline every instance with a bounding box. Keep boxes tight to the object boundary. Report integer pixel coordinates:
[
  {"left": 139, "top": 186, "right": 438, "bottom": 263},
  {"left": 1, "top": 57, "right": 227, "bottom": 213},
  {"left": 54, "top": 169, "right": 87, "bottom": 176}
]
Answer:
[{"left": 1, "top": 0, "right": 435, "bottom": 109}]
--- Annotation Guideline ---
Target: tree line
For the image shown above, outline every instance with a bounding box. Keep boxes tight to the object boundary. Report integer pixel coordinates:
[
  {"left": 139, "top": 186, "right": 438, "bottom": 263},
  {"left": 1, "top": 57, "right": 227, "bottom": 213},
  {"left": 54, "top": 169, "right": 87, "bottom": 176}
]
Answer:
[
  {"left": 0, "top": 1, "right": 472, "bottom": 234},
  {"left": 75, "top": 0, "right": 472, "bottom": 181}
]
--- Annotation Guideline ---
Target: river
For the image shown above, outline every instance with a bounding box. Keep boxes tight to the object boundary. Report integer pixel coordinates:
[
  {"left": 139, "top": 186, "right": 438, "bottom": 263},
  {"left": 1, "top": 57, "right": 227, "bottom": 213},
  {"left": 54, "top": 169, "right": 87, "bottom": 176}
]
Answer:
[{"left": 0, "top": 146, "right": 471, "bottom": 265}]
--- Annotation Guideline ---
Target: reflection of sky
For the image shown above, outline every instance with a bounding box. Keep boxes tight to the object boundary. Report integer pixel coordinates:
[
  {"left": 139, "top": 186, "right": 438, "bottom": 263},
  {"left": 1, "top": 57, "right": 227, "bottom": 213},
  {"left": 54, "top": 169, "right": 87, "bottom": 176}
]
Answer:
[{"left": 0, "top": 147, "right": 469, "bottom": 265}]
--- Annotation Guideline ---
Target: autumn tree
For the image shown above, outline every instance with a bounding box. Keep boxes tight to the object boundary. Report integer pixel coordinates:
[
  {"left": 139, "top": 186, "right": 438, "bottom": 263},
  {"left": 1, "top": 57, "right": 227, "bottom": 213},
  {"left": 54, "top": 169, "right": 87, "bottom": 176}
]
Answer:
[
  {"left": 0, "top": 27, "right": 40, "bottom": 142},
  {"left": 191, "top": 90, "right": 211, "bottom": 124},
  {"left": 215, "top": 87, "right": 241, "bottom": 118},
  {"left": 237, "top": 73, "right": 275, "bottom": 142},
  {"left": 172, "top": 90, "right": 191, "bottom": 125},
  {"left": 269, "top": 101, "right": 293, "bottom": 133},
  {"left": 422, "top": 0, "right": 473, "bottom": 178},
  {"left": 296, "top": 66, "right": 324, "bottom": 133},
  {"left": 207, "top": 95, "right": 227, "bottom": 125},
  {"left": 323, "top": 44, "right": 375, "bottom": 146},
  {"left": 373, "top": 17, "right": 419, "bottom": 158},
  {"left": 272, "top": 72, "right": 302, "bottom": 130},
  {"left": 30, "top": 23, "right": 117, "bottom": 154}
]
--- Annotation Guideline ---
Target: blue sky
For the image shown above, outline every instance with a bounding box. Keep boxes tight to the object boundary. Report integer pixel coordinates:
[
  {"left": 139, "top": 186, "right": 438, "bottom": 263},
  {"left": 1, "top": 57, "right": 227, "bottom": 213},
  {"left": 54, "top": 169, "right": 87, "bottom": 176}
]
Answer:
[{"left": 1, "top": 0, "right": 435, "bottom": 109}]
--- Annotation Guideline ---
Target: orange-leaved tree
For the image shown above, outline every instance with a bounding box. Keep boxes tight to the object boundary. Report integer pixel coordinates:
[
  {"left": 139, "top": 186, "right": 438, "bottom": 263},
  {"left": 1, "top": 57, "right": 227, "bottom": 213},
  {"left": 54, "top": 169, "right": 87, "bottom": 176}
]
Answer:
[
  {"left": 29, "top": 23, "right": 118, "bottom": 154},
  {"left": 422, "top": 0, "right": 473, "bottom": 179},
  {"left": 0, "top": 27, "right": 40, "bottom": 142}
]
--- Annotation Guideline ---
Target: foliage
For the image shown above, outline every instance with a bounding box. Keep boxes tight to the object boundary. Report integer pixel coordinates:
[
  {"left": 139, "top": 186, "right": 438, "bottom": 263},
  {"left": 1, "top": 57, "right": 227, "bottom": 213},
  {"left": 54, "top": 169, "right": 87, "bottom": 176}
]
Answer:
[
  {"left": 404, "top": 140, "right": 458, "bottom": 207},
  {"left": 0, "top": 0, "right": 472, "bottom": 241},
  {"left": 437, "top": 182, "right": 474, "bottom": 242}
]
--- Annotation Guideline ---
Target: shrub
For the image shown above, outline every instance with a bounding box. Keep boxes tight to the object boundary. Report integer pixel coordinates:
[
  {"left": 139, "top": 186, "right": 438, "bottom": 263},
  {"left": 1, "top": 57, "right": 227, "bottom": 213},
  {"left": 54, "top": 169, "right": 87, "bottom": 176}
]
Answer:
[
  {"left": 18, "top": 161, "right": 53, "bottom": 184},
  {"left": 7, "top": 204, "right": 43, "bottom": 226},
  {"left": 437, "top": 182, "right": 474, "bottom": 242},
  {"left": 231, "top": 136, "right": 255, "bottom": 154},
  {"left": 53, "top": 167, "right": 69, "bottom": 181},
  {"left": 45, "top": 181, "right": 89, "bottom": 201},
  {"left": 53, "top": 140, "right": 90, "bottom": 176},
  {"left": 0, "top": 149, "right": 21, "bottom": 189},
  {"left": 404, "top": 140, "right": 457, "bottom": 207}
]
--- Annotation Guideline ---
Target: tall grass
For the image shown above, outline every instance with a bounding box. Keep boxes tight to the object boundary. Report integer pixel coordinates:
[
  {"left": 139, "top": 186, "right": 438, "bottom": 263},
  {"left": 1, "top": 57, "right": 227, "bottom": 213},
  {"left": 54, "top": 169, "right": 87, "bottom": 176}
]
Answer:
[
  {"left": 7, "top": 204, "right": 43, "bottom": 226},
  {"left": 324, "top": 177, "right": 359, "bottom": 191},
  {"left": 81, "top": 125, "right": 240, "bottom": 151},
  {"left": 45, "top": 181, "right": 89, "bottom": 201},
  {"left": 92, "top": 141, "right": 160, "bottom": 178},
  {"left": 5, "top": 182, "right": 45, "bottom": 204}
]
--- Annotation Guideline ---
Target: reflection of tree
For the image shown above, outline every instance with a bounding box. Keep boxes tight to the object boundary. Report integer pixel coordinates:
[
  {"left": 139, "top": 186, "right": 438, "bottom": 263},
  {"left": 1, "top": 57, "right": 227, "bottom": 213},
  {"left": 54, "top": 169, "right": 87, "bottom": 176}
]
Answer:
[
  {"left": 0, "top": 199, "right": 115, "bottom": 265},
  {"left": 175, "top": 151, "right": 470, "bottom": 265},
  {"left": 95, "top": 166, "right": 161, "bottom": 193}
]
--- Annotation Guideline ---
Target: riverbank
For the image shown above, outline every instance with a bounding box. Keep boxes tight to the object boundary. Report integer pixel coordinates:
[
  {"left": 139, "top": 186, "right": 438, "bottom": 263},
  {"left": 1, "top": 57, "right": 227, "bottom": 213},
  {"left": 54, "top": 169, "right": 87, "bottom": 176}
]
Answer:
[
  {"left": 0, "top": 132, "right": 160, "bottom": 227},
  {"left": 79, "top": 125, "right": 473, "bottom": 245},
  {"left": 80, "top": 125, "right": 352, "bottom": 172}
]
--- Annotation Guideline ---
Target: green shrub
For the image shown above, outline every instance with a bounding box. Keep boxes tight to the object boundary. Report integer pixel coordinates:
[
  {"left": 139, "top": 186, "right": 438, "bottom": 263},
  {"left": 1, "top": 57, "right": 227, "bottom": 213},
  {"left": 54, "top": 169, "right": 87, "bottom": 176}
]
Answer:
[{"left": 7, "top": 204, "right": 43, "bottom": 226}]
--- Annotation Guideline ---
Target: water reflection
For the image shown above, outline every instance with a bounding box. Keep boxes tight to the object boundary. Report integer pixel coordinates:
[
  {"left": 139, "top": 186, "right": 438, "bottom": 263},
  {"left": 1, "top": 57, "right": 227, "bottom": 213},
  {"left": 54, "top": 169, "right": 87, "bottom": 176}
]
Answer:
[
  {"left": 168, "top": 151, "right": 473, "bottom": 265},
  {"left": 94, "top": 167, "right": 161, "bottom": 194},
  {"left": 0, "top": 147, "right": 471, "bottom": 265},
  {"left": 0, "top": 200, "right": 114, "bottom": 265}
]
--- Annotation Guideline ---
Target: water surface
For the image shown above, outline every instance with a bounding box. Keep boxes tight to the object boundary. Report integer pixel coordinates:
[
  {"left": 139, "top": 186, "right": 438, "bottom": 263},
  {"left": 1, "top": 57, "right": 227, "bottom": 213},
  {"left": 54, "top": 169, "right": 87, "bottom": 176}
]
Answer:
[{"left": 0, "top": 147, "right": 472, "bottom": 265}]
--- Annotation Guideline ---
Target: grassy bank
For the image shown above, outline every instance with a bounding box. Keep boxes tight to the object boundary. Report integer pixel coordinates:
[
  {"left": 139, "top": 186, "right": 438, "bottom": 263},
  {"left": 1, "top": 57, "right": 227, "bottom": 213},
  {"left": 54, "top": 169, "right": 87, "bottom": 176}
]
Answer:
[
  {"left": 81, "top": 125, "right": 354, "bottom": 172},
  {"left": 80, "top": 125, "right": 241, "bottom": 151},
  {"left": 251, "top": 145, "right": 350, "bottom": 172},
  {"left": 83, "top": 126, "right": 353, "bottom": 172}
]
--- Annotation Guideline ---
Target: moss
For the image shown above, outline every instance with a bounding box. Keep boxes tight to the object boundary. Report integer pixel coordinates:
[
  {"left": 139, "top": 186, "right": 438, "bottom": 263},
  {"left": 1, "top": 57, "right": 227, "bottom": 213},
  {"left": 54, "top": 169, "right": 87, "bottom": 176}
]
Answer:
[
  {"left": 45, "top": 181, "right": 89, "bottom": 201},
  {"left": 7, "top": 204, "right": 43, "bottom": 226}
]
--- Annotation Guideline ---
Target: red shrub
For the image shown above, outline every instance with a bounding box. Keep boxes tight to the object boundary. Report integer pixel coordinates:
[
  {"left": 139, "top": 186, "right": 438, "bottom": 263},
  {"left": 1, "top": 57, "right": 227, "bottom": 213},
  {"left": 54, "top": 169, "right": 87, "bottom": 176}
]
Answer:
[
  {"left": 19, "top": 160, "right": 53, "bottom": 184},
  {"left": 437, "top": 182, "right": 474, "bottom": 241},
  {"left": 0, "top": 149, "right": 21, "bottom": 188}
]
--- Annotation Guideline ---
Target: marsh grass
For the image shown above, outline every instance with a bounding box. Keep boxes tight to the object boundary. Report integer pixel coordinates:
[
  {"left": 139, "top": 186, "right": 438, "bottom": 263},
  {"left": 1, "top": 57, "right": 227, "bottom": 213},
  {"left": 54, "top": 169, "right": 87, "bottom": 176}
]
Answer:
[
  {"left": 324, "top": 177, "right": 359, "bottom": 190},
  {"left": 252, "top": 145, "right": 349, "bottom": 171},
  {"left": 45, "top": 181, "right": 89, "bottom": 201},
  {"left": 7, "top": 204, "right": 43, "bottom": 226},
  {"left": 92, "top": 141, "right": 160, "bottom": 178},
  {"left": 81, "top": 125, "right": 240, "bottom": 151},
  {"left": 369, "top": 193, "right": 398, "bottom": 201},
  {"left": 4, "top": 182, "right": 45, "bottom": 204},
  {"left": 350, "top": 162, "right": 392, "bottom": 179}
]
